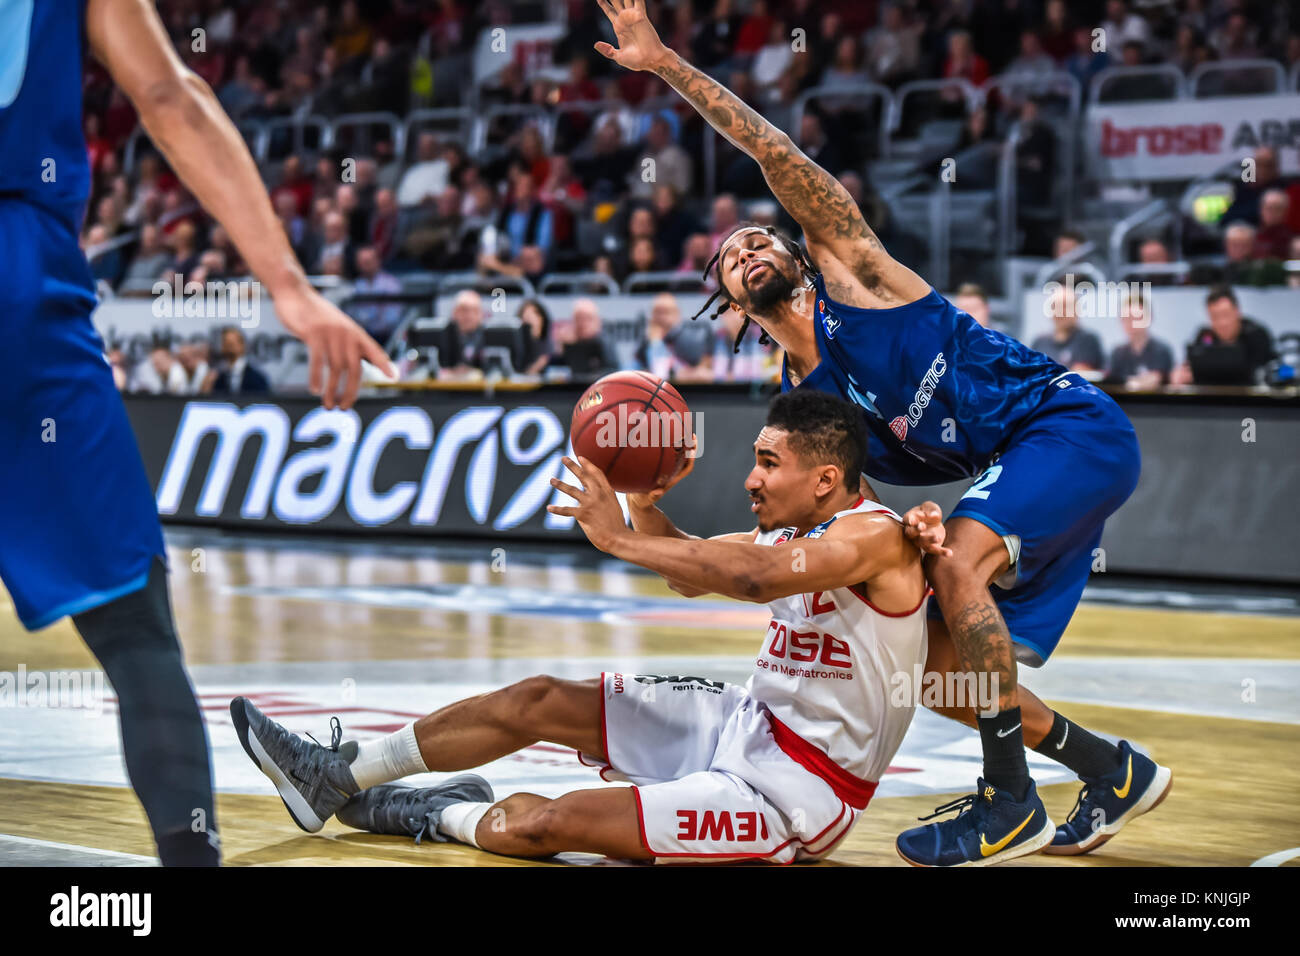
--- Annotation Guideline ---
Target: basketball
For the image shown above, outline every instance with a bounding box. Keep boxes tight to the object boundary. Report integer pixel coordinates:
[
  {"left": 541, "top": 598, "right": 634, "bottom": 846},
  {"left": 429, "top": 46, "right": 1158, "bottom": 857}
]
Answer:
[{"left": 570, "top": 371, "right": 692, "bottom": 494}]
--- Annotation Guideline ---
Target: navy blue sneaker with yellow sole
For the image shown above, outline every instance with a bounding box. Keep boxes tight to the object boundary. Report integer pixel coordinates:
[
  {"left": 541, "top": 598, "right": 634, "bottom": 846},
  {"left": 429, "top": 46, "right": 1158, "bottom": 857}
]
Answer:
[
  {"left": 896, "top": 777, "right": 1055, "bottom": 867},
  {"left": 1044, "top": 740, "right": 1172, "bottom": 855}
]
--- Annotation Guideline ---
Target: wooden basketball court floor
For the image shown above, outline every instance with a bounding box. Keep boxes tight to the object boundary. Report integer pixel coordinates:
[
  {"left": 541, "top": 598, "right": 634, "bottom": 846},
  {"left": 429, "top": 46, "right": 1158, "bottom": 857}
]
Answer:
[{"left": 0, "top": 529, "right": 1297, "bottom": 868}]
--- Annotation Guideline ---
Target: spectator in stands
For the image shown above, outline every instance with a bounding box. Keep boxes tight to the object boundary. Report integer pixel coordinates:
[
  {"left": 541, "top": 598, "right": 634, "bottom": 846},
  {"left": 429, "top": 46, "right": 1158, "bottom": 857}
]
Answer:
[
  {"left": 188, "top": 249, "right": 228, "bottom": 286},
  {"left": 1223, "top": 146, "right": 1283, "bottom": 227},
  {"left": 638, "top": 293, "right": 714, "bottom": 382},
  {"left": 953, "top": 282, "right": 992, "bottom": 328},
  {"left": 480, "top": 243, "right": 549, "bottom": 289},
  {"left": 1210, "top": 11, "right": 1260, "bottom": 61},
  {"left": 177, "top": 338, "right": 213, "bottom": 395},
  {"left": 449, "top": 289, "right": 487, "bottom": 374},
  {"left": 369, "top": 188, "right": 401, "bottom": 262},
  {"left": 271, "top": 155, "right": 313, "bottom": 218},
  {"left": 133, "top": 343, "right": 187, "bottom": 395},
  {"left": 629, "top": 115, "right": 692, "bottom": 199},
  {"left": 335, "top": 184, "right": 369, "bottom": 248},
  {"left": 211, "top": 327, "right": 270, "bottom": 395},
  {"left": 864, "top": 2, "right": 920, "bottom": 86},
  {"left": 1193, "top": 221, "right": 1286, "bottom": 286},
  {"left": 500, "top": 166, "right": 554, "bottom": 260},
  {"left": 1254, "top": 189, "right": 1293, "bottom": 261},
  {"left": 1040, "top": 0, "right": 1074, "bottom": 62},
  {"left": 518, "top": 299, "right": 555, "bottom": 376},
  {"left": 625, "top": 236, "right": 661, "bottom": 278},
  {"left": 1107, "top": 291, "right": 1174, "bottom": 389},
  {"left": 942, "top": 30, "right": 990, "bottom": 88},
  {"left": 1128, "top": 236, "right": 1183, "bottom": 286},
  {"left": 398, "top": 133, "right": 451, "bottom": 207},
  {"left": 275, "top": 192, "right": 318, "bottom": 269},
  {"left": 752, "top": 17, "right": 795, "bottom": 88},
  {"left": 1100, "top": 0, "right": 1151, "bottom": 51},
  {"left": 122, "top": 223, "right": 172, "bottom": 286},
  {"left": 651, "top": 184, "right": 702, "bottom": 269},
  {"left": 1033, "top": 281, "right": 1105, "bottom": 371},
  {"left": 1065, "top": 25, "right": 1111, "bottom": 89},
  {"left": 557, "top": 298, "right": 617, "bottom": 378},
  {"left": 710, "top": 305, "right": 771, "bottom": 382},
  {"left": 572, "top": 116, "right": 637, "bottom": 196},
  {"left": 692, "top": 0, "right": 742, "bottom": 71},
  {"left": 709, "top": 194, "right": 741, "bottom": 252},
  {"left": 316, "top": 211, "right": 356, "bottom": 278},
  {"left": 1003, "top": 31, "right": 1057, "bottom": 84},
  {"left": 678, "top": 233, "right": 715, "bottom": 279},
  {"left": 351, "top": 246, "right": 404, "bottom": 341},
  {"left": 165, "top": 220, "right": 201, "bottom": 278},
  {"left": 1052, "top": 229, "right": 1086, "bottom": 261},
  {"left": 1015, "top": 99, "right": 1056, "bottom": 212},
  {"left": 1171, "top": 285, "right": 1277, "bottom": 386}
]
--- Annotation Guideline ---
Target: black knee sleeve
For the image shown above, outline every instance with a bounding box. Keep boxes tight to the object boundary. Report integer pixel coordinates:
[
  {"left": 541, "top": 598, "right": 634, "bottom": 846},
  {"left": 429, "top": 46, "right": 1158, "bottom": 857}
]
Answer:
[{"left": 73, "top": 558, "right": 219, "bottom": 865}]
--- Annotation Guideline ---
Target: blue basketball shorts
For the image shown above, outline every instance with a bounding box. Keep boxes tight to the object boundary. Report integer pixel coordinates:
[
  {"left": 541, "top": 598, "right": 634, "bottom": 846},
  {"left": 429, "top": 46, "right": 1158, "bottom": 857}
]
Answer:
[
  {"left": 933, "top": 375, "right": 1141, "bottom": 664},
  {"left": 0, "top": 198, "right": 166, "bottom": 630}
]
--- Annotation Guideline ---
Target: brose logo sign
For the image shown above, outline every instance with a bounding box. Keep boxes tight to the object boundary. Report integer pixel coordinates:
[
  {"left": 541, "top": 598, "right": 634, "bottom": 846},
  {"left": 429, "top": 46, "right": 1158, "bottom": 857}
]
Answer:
[{"left": 155, "top": 402, "right": 580, "bottom": 533}]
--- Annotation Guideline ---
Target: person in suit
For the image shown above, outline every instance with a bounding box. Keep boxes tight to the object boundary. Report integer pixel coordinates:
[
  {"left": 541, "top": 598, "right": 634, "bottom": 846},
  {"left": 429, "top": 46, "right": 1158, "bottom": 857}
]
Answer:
[{"left": 211, "top": 326, "right": 270, "bottom": 394}]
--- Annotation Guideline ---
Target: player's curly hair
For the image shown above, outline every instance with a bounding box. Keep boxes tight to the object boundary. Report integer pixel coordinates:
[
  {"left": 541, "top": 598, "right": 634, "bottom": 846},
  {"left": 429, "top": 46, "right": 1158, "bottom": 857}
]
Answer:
[{"left": 689, "top": 222, "right": 817, "bottom": 354}]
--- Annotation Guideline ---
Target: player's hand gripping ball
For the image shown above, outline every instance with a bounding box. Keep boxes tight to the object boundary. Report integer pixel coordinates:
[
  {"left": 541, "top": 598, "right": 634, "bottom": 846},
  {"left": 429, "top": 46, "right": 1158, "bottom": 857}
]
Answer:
[{"left": 569, "top": 371, "right": 692, "bottom": 494}]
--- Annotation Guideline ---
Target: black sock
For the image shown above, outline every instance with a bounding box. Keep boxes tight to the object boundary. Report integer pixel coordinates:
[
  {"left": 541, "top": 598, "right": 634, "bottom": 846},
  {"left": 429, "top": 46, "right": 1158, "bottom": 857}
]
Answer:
[
  {"left": 978, "top": 706, "right": 1031, "bottom": 801},
  {"left": 72, "top": 559, "right": 220, "bottom": 866},
  {"left": 1033, "top": 711, "right": 1123, "bottom": 780}
]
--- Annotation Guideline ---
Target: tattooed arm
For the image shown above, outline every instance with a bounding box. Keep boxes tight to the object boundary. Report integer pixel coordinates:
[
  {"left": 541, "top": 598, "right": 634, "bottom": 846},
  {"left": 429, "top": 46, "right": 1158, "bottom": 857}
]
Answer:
[{"left": 594, "top": 0, "right": 929, "bottom": 304}]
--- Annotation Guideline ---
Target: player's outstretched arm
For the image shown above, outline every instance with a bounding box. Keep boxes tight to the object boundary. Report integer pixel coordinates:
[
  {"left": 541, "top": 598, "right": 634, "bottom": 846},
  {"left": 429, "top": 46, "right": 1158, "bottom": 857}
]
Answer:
[
  {"left": 549, "top": 457, "right": 895, "bottom": 603},
  {"left": 86, "top": 0, "right": 396, "bottom": 410},
  {"left": 594, "top": 0, "right": 927, "bottom": 303}
]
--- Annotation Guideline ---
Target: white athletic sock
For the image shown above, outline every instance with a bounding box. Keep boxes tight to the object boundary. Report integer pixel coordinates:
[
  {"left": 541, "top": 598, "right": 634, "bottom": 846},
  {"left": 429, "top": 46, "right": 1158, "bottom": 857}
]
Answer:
[
  {"left": 438, "top": 802, "right": 492, "bottom": 847},
  {"left": 348, "top": 722, "right": 428, "bottom": 789}
]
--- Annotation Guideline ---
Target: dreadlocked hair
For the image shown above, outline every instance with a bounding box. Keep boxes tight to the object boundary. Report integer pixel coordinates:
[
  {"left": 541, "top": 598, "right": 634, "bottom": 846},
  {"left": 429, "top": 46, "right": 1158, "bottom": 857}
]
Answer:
[{"left": 689, "top": 221, "right": 817, "bottom": 354}]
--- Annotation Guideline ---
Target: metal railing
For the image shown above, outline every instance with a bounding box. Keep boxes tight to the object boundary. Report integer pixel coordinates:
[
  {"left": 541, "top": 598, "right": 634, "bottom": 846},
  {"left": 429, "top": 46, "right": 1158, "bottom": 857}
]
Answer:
[
  {"left": 622, "top": 271, "right": 709, "bottom": 294},
  {"left": 1088, "top": 64, "right": 1188, "bottom": 103},
  {"left": 538, "top": 272, "right": 620, "bottom": 295},
  {"left": 790, "top": 81, "right": 894, "bottom": 157},
  {"left": 1108, "top": 199, "right": 1172, "bottom": 272},
  {"left": 1189, "top": 59, "right": 1286, "bottom": 98},
  {"left": 887, "top": 78, "right": 982, "bottom": 150},
  {"left": 327, "top": 111, "right": 406, "bottom": 158}
]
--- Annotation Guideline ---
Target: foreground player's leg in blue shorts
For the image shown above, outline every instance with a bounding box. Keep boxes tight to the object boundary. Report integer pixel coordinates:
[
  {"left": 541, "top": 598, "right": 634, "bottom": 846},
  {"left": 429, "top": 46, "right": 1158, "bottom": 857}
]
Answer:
[
  {"left": 0, "top": 197, "right": 220, "bottom": 866},
  {"left": 895, "top": 380, "right": 1173, "bottom": 866}
]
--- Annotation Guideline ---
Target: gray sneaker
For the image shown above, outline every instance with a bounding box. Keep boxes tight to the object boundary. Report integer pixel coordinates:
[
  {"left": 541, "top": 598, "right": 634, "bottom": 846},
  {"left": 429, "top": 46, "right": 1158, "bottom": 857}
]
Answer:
[
  {"left": 337, "top": 775, "right": 495, "bottom": 844},
  {"left": 230, "top": 696, "right": 360, "bottom": 833}
]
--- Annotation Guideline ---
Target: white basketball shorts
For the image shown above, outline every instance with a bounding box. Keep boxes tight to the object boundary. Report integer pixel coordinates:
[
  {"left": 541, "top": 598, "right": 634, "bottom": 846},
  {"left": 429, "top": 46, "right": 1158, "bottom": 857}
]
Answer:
[{"left": 576, "top": 673, "right": 876, "bottom": 864}]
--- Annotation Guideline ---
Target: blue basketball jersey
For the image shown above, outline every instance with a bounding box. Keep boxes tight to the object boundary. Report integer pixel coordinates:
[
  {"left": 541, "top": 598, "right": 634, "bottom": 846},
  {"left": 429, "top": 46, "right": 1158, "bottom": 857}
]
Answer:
[
  {"left": 0, "top": 0, "right": 91, "bottom": 232},
  {"left": 782, "top": 274, "right": 1069, "bottom": 486}
]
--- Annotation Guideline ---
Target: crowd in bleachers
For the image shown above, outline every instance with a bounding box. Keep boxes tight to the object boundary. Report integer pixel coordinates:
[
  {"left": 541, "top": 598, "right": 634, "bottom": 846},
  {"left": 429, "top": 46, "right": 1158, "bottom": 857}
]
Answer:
[{"left": 79, "top": 1, "right": 1300, "bottom": 391}]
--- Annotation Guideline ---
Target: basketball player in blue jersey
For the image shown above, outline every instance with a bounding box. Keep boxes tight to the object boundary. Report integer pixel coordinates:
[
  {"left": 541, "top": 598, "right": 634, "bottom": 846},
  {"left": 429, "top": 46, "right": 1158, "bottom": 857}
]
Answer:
[
  {"left": 596, "top": 0, "right": 1171, "bottom": 865},
  {"left": 0, "top": 0, "right": 394, "bottom": 865}
]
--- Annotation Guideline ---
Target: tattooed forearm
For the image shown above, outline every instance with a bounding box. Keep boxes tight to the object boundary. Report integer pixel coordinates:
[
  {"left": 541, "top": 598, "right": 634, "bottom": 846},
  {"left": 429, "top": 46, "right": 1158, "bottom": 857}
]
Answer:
[
  {"left": 653, "top": 53, "right": 875, "bottom": 245},
  {"left": 949, "top": 599, "right": 1018, "bottom": 707}
]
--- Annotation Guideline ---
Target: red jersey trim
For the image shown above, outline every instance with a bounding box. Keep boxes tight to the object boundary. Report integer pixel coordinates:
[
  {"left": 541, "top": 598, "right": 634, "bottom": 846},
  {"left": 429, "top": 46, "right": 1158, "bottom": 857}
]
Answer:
[
  {"left": 767, "top": 713, "right": 878, "bottom": 811},
  {"left": 845, "top": 583, "right": 932, "bottom": 618}
]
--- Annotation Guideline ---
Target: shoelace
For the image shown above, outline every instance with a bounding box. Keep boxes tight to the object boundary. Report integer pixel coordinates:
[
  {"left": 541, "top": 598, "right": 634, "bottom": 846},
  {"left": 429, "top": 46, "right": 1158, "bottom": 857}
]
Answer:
[
  {"left": 305, "top": 716, "right": 344, "bottom": 753},
  {"left": 1063, "top": 782, "right": 1094, "bottom": 825},
  {"left": 917, "top": 792, "right": 978, "bottom": 822}
]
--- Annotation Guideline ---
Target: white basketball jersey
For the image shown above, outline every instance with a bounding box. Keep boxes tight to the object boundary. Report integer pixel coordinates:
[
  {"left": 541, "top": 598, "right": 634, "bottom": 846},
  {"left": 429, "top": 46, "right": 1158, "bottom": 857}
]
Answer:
[{"left": 747, "top": 497, "right": 929, "bottom": 783}]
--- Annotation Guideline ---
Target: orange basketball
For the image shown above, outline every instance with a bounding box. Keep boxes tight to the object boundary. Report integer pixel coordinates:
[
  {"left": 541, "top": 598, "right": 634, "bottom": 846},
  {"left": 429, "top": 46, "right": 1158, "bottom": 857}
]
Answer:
[{"left": 570, "top": 371, "right": 692, "bottom": 494}]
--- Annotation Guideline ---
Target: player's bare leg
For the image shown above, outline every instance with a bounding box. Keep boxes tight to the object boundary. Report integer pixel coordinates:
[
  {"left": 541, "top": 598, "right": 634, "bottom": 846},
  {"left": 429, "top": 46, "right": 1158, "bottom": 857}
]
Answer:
[
  {"left": 472, "top": 788, "right": 650, "bottom": 859},
  {"left": 922, "top": 620, "right": 1053, "bottom": 745},
  {"left": 906, "top": 518, "right": 1171, "bottom": 862},
  {"left": 410, "top": 676, "right": 604, "bottom": 771}
]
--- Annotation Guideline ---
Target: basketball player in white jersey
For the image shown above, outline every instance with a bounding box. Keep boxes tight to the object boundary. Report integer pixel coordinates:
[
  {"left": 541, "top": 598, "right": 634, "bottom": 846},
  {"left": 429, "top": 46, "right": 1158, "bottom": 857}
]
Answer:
[{"left": 231, "top": 390, "right": 929, "bottom": 862}]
